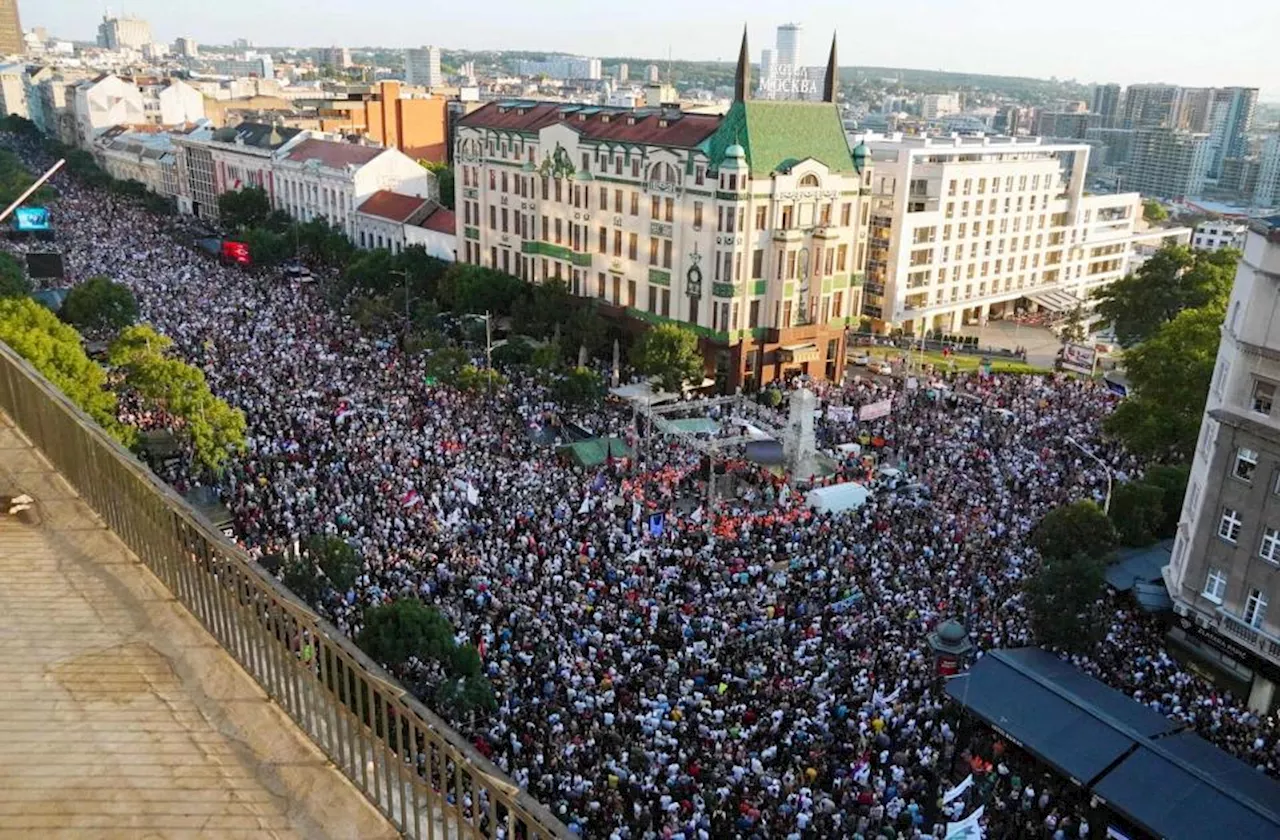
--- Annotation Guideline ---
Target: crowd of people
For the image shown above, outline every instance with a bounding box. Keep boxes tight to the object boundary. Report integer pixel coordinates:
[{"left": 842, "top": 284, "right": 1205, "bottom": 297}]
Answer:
[{"left": 5, "top": 133, "right": 1278, "bottom": 840}]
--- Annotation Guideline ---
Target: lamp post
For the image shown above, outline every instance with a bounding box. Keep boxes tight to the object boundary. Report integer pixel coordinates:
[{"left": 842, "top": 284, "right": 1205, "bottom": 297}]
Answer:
[{"left": 1066, "top": 435, "right": 1113, "bottom": 515}]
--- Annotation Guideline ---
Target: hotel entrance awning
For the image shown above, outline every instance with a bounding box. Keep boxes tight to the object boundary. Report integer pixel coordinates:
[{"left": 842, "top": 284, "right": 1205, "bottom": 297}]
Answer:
[{"left": 778, "top": 343, "right": 820, "bottom": 363}]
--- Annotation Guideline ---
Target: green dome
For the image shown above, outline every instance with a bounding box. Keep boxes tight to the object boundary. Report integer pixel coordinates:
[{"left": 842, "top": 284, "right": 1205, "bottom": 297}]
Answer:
[{"left": 725, "top": 143, "right": 746, "bottom": 158}]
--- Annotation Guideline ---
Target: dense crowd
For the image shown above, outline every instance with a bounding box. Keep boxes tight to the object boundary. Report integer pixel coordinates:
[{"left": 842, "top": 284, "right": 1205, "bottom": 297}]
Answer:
[{"left": 5, "top": 135, "right": 1278, "bottom": 840}]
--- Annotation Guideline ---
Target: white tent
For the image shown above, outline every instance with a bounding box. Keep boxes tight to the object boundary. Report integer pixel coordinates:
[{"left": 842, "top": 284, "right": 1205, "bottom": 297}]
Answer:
[{"left": 805, "top": 482, "right": 869, "bottom": 514}]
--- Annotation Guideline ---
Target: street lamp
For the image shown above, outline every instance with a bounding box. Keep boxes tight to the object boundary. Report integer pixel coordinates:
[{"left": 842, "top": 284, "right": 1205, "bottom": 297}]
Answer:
[
  {"left": 1066, "top": 435, "right": 1113, "bottom": 515},
  {"left": 389, "top": 269, "right": 411, "bottom": 333}
]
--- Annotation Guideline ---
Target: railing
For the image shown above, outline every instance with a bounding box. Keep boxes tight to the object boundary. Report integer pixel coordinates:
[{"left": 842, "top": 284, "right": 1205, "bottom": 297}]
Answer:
[{"left": 0, "top": 342, "right": 570, "bottom": 840}]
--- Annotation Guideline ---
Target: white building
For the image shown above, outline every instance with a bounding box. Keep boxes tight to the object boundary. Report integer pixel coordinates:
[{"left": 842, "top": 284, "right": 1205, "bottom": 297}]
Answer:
[
  {"left": 172, "top": 122, "right": 309, "bottom": 218},
  {"left": 0, "top": 62, "right": 27, "bottom": 118},
  {"left": 857, "top": 133, "right": 1191, "bottom": 333},
  {"left": 271, "top": 138, "right": 436, "bottom": 238},
  {"left": 775, "top": 23, "right": 800, "bottom": 70},
  {"left": 174, "top": 37, "right": 198, "bottom": 59},
  {"left": 138, "top": 78, "right": 205, "bottom": 126},
  {"left": 516, "top": 56, "right": 602, "bottom": 81},
  {"left": 405, "top": 206, "right": 457, "bottom": 261},
  {"left": 93, "top": 124, "right": 184, "bottom": 197},
  {"left": 1193, "top": 220, "right": 1247, "bottom": 252},
  {"left": 921, "top": 93, "right": 963, "bottom": 121},
  {"left": 404, "top": 46, "right": 443, "bottom": 88},
  {"left": 350, "top": 189, "right": 455, "bottom": 259},
  {"left": 97, "top": 16, "right": 152, "bottom": 51},
  {"left": 213, "top": 53, "right": 274, "bottom": 79},
  {"left": 1166, "top": 214, "right": 1280, "bottom": 713},
  {"left": 72, "top": 74, "right": 145, "bottom": 147}
]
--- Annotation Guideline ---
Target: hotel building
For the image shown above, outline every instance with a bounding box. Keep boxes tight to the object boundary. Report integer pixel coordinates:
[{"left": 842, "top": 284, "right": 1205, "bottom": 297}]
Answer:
[
  {"left": 453, "top": 31, "right": 871, "bottom": 388},
  {"left": 858, "top": 134, "right": 1188, "bottom": 334}
]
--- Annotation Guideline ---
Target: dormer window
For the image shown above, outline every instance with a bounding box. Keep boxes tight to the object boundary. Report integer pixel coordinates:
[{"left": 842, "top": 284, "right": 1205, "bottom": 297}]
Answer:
[
  {"left": 627, "top": 117, "right": 636, "bottom": 125},
  {"left": 799, "top": 173, "right": 820, "bottom": 188},
  {"left": 658, "top": 119, "right": 668, "bottom": 128},
  {"left": 601, "top": 115, "right": 611, "bottom": 123}
]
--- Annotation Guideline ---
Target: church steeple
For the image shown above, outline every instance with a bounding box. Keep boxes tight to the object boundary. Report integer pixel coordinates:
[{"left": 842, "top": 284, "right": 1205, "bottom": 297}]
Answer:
[
  {"left": 734, "top": 25, "right": 750, "bottom": 102},
  {"left": 823, "top": 33, "right": 838, "bottom": 103}
]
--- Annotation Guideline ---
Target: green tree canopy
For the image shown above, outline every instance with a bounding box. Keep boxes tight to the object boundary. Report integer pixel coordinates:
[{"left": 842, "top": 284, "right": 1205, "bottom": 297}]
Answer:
[
  {"left": 1144, "top": 463, "right": 1190, "bottom": 536},
  {"left": 0, "top": 251, "right": 30, "bottom": 299},
  {"left": 217, "top": 186, "right": 273, "bottom": 232},
  {"left": 1091, "top": 244, "right": 1235, "bottom": 347},
  {"left": 419, "top": 160, "right": 455, "bottom": 209},
  {"left": 437, "top": 263, "right": 527, "bottom": 316},
  {"left": 0, "top": 297, "right": 127, "bottom": 441},
  {"left": 1107, "top": 481, "right": 1166, "bottom": 547},
  {"left": 1025, "top": 551, "right": 1107, "bottom": 652},
  {"left": 1142, "top": 199, "right": 1169, "bottom": 223},
  {"left": 1104, "top": 305, "right": 1223, "bottom": 461},
  {"left": 305, "top": 535, "right": 361, "bottom": 593},
  {"left": 632, "top": 323, "right": 704, "bottom": 393},
  {"left": 1031, "top": 499, "right": 1117, "bottom": 564},
  {"left": 60, "top": 276, "right": 139, "bottom": 334},
  {"left": 242, "top": 226, "right": 291, "bottom": 269},
  {"left": 1058, "top": 305, "right": 1087, "bottom": 346},
  {"left": 513, "top": 277, "right": 571, "bottom": 340},
  {"left": 553, "top": 366, "right": 604, "bottom": 406},
  {"left": 108, "top": 325, "right": 247, "bottom": 471}
]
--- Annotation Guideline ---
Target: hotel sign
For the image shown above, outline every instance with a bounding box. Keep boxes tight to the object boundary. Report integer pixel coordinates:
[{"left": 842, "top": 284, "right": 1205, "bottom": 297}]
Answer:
[{"left": 762, "top": 64, "right": 818, "bottom": 96}]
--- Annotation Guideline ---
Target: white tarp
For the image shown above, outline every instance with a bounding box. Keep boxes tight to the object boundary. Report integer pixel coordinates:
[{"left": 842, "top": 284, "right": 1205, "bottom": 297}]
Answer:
[
  {"left": 945, "top": 805, "right": 985, "bottom": 840},
  {"left": 805, "top": 482, "right": 869, "bottom": 514}
]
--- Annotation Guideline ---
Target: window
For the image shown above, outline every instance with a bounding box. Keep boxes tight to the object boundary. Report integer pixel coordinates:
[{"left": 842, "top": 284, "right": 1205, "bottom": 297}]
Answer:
[
  {"left": 1244, "top": 589, "right": 1268, "bottom": 628},
  {"left": 1219, "top": 507, "right": 1242, "bottom": 542},
  {"left": 1261, "top": 527, "right": 1280, "bottom": 564},
  {"left": 649, "top": 237, "right": 659, "bottom": 265},
  {"left": 841, "top": 203, "right": 851, "bottom": 227},
  {"left": 748, "top": 299, "right": 760, "bottom": 328},
  {"left": 1253, "top": 380, "right": 1275, "bottom": 415},
  {"left": 598, "top": 226, "right": 608, "bottom": 254},
  {"left": 613, "top": 230, "right": 622, "bottom": 258},
  {"left": 651, "top": 195, "right": 661, "bottom": 218},
  {"left": 614, "top": 189, "right": 623, "bottom": 214},
  {"left": 751, "top": 249, "right": 763, "bottom": 279},
  {"left": 663, "top": 240, "right": 672, "bottom": 269},
  {"left": 781, "top": 206, "right": 793, "bottom": 228},
  {"left": 755, "top": 207, "right": 767, "bottom": 230},
  {"left": 630, "top": 192, "right": 639, "bottom": 216},
  {"left": 1235, "top": 447, "right": 1259, "bottom": 482},
  {"left": 1203, "top": 568, "right": 1227, "bottom": 603},
  {"left": 693, "top": 202, "right": 703, "bottom": 230},
  {"left": 628, "top": 233, "right": 638, "bottom": 261},
  {"left": 664, "top": 198, "right": 674, "bottom": 223}
]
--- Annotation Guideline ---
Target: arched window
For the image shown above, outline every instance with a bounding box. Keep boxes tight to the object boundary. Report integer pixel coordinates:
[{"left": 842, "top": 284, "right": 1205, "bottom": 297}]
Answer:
[
  {"left": 648, "top": 161, "right": 681, "bottom": 189},
  {"left": 799, "top": 173, "right": 820, "bottom": 188}
]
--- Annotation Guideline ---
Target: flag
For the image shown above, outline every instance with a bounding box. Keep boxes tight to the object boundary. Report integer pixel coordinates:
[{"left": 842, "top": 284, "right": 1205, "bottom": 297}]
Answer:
[
  {"left": 591, "top": 471, "right": 607, "bottom": 492},
  {"left": 945, "top": 805, "right": 984, "bottom": 840},
  {"left": 401, "top": 490, "right": 422, "bottom": 509},
  {"left": 578, "top": 496, "right": 591, "bottom": 515},
  {"left": 648, "top": 513, "right": 664, "bottom": 537}
]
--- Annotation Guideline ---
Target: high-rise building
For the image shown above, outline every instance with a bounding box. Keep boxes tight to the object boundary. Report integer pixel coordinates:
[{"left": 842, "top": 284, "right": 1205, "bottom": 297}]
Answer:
[
  {"left": 0, "top": 0, "right": 23, "bottom": 56},
  {"left": 758, "top": 49, "right": 773, "bottom": 96},
  {"left": 1122, "top": 128, "right": 1212, "bottom": 198},
  {"left": 1167, "top": 214, "right": 1280, "bottom": 713},
  {"left": 1207, "top": 87, "right": 1258, "bottom": 178},
  {"left": 97, "top": 15, "right": 152, "bottom": 51},
  {"left": 857, "top": 133, "right": 1187, "bottom": 333},
  {"left": 453, "top": 29, "right": 864, "bottom": 389},
  {"left": 311, "top": 80, "right": 449, "bottom": 163},
  {"left": 516, "top": 56, "right": 601, "bottom": 81},
  {"left": 321, "top": 46, "right": 352, "bottom": 70},
  {"left": 645, "top": 64, "right": 659, "bottom": 83},
  {"left": 1255, "top": 136, "right": 1280, "bottom": 208},
  {"left": 775, "top": 23, "right": 801, "bottom": 70},
  {"left": 1172, "top": 87, "right": 1216, "bottom": 132},
  {"left": 1091, "top": 83, "right": 1122, "bottom": 128},
  {"left": 1034, "top": 111, "right": 1097, "bottom": 140},
  {"left": 1122, "top": 83, "right": 1179, "bottom": 129},
  {"left": 617, "top": 63, "right": 628, "bottom": 83},
  {"left": 920, "top": 93, "right": 962, "bottom": 120},
  {"left": 174, "top": 37, "right": 199, "bottom": 59},
  {"left": 404, "top": 46, "right": 443, "bottom": 88}
]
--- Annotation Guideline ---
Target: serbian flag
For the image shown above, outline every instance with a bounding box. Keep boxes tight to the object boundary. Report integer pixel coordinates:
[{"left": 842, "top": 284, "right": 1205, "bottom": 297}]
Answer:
[
  {"left": 335, "top": 401, "right": 354, "bottom": 423},
  {"left": 401, "top": 490, "right": 423, "bottom": 509}
]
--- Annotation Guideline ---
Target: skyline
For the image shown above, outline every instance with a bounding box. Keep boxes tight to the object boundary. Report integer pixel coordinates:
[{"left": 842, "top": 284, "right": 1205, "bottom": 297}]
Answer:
[{"left": 27, "top": 1, "right": 1280, "bottom": 100}]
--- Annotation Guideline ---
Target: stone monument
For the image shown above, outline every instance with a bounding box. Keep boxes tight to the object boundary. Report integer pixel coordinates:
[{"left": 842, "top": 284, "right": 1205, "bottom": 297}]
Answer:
[{"left": 784, "top": 387, "right": 821, "bottom": 479}]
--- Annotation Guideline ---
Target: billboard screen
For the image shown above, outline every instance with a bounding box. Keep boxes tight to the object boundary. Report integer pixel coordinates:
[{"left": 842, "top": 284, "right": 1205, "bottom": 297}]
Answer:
[
  {"left": 26, "top": 252, "right": 65, "bottom": 280},
  {"left": 221, "top": 240, "right": 251, "bottom": 266},
  {"left": 13, "top": 207, "right": 51, "bottom": 231},
  {"left": 1060, "top": 343, "right": 1097, "bottom": 375}
]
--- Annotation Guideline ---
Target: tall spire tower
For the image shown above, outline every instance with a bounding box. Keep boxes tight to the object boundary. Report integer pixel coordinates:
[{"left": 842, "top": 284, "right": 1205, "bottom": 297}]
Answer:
[
  {"left": 823, "top": 33, "right": 838, "bottom": 103},
  {"left": 734, "top": 25, "right": 751, "bottom": 102}
]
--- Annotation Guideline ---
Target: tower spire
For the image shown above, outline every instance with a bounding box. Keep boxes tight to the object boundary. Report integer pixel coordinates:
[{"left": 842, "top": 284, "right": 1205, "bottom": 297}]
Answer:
[
  {"left": 734, "top": 25, "right": 751, "bottom": 102},
  {"left": 823, "top": 33, "right": 838, "bottom": 103}
]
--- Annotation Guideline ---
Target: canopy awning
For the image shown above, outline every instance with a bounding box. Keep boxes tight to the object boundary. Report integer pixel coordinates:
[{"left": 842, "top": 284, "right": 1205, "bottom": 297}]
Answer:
[
  {"left": 778, "top": 343, "right": 820, "bottom": 364},
  {"left": 1025, "top": 289, "right": 1086, "bottom": 313}
]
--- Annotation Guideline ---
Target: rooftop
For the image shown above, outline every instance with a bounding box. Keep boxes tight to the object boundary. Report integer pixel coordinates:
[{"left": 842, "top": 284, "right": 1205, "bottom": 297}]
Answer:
[
  {"left": 705, "top": 100, "right": 863, "bottom": 178},
  {"left": 208, "top": 121, "right": 302, "bottom": 150},
  {"left": 356, "top": 190, "right": 430, "bottom": 224},
  {"left": 458, "top": 101, "right": 722, "bottom": 149},
  {"left": 417, "top": 205, "right": 456, "bottom": 234},
  {"left": 285, "top": 137, "right": 383, "bottom": 168}
]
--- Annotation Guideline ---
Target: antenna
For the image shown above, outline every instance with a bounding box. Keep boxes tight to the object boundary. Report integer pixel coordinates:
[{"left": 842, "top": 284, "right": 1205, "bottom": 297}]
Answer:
[{"left": 665, "top": 45, "right": 672, "bottom": 85}]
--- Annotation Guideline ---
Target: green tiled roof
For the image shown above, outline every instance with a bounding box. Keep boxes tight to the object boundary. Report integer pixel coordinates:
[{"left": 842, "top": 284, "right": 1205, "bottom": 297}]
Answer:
[{"left": 703, "top": 100, "right": 860, "bottom": 178}]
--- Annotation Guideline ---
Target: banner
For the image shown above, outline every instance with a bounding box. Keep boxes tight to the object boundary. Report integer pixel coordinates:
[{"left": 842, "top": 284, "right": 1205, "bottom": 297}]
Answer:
[
  {"left": 942, "top": 774, "right": 974, "bottom": 805},
  {"left": 945, "top": 805, "right": 985, "bottom": 840},
  {"left": 859, "top": 399, "right": 893, "bottom": 422},
  {"left": 827, "top": 406, "right": 854, "bottom": 423},
  {"left": 1061, "top": 343, "right": 1097, "bottom": 375}
]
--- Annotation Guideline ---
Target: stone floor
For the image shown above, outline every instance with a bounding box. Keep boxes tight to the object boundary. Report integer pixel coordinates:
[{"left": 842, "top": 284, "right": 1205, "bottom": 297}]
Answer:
[{"left": 0, "top": 412, "right": 399, "bottom": 840}]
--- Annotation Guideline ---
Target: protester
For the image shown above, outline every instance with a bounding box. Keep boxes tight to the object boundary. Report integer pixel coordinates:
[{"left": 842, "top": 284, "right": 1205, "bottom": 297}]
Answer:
[{"left": 5, "top": 133, "right": 1276, "bottom": 840}]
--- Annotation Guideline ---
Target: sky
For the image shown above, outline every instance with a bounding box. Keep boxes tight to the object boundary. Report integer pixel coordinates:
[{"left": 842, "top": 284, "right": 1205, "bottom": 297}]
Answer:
[{"left": 27, "top": 0, "right": 1280, "bottom": 100}]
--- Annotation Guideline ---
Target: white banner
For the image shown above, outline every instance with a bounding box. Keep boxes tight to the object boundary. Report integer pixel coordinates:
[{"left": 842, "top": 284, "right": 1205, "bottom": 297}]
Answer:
[
  {"left": 942, "top": 774, "right": 974, "bottom": 806},
  {"left": 945, "top": 805, "right": 985, "bottom": 840},
  {"left": 859, "top": 399, "right": 893, "bottom": 422},
  {"left": 827, "top": 406, "right": 855, "bottom": 423}
]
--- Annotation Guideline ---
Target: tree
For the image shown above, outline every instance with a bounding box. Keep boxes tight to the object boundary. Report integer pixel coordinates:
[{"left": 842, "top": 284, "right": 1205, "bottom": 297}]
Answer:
[
  {"left": 305, "top": 535, "right": 361, "bottom": 593},
  {"left": 1031, "top": 500, "right": 1117, "bottom": 564},
  {"left": 1107, "top": 481, "right": 1166, "bottom": 547},
  {"left": 491, "top": 337, "right": 535, "bottom": 368},
  {"left": 0, "top": 297, "right": 127, "bottom": 443},
  {"left": 60, "top": 276, "right": 138, "bottom": 334},
  {"left": 281, "top": 557, "right": 324, "bottom": 606},
  {"left": 513, "top": 277, "right": 571, "bottom": 339},
  {"left": 1142, "top": 199, "right": 1169, "bottom": 223},
  {"left": 242, "top": 226, "right": 291, "bottom": 269},
  {"left": 455, "top": 364, "right": 506, "bottom": 392},
  {"left": 1025, "top": 551, "right": 1107, "bottom": 652},
  {"left": 423, "top": 345, "right": 470, "bottom": 384},
  {"left": 1104, "top": 305, "right": 1222, "bottom": 461},
  {"left": 438, "top": 263, "right": 526, "bottom": 315},
  {"left": 632, "top": 323, "right": 703, "bottom": 393},
  {"left": 419, "top": 160, "right": 455, "bottom": 209},
  {"left": 0, "top": 251, "right": 30, "bottom": 299},
  {"left": 1058, "top": 305, "right": 1087, "bottom": 346},
  {"left": 1091, "top": 244, "right": 1235, "bottom": 347},
  {"left": 554, "top": 366, "right": 604, "bottom": 405},
  {"left": 217, "top": 186, "right": 273, "bottom": 232},
  {"left": 1144, "top": 463, "right": 1190, "bottom": 537},
  {"left": 108, "top": 325, "right": 247, "bottom": 471}
]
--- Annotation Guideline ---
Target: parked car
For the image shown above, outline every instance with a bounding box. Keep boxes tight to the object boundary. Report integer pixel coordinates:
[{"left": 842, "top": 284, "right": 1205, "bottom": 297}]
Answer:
[
  {"left": 282, "top": 261, "right": 313, "bottom": 281},
  {"left": 851, "top": 352, "right": 872, "bottom": 366},
  {"left": 873, "top": 361, "right": 893, "bottom": 376}
]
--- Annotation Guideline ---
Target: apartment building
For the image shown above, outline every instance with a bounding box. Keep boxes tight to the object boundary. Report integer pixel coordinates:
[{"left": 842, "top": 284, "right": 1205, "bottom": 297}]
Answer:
[
  {"left": 454, "top": 31, "right": 870, "bottom": 389},
  {"left": 1091, "top": 83, "right": 1122, "bottom": 128},
  {"left": 308, "top": 80, "right": 448, "bottom": 162},
  {"left": 96, "top": 15, "right": 152, "bottom": 51},
  {"left": 171, "top": 121, "right": 307, "bottom": 218},
  {"left": 1121, "top": 84, "right": 1180, "bottom": 129},
  {"left": 0, "top": 0, "right": 22, "bottom": 57},
  {"left": 1192, "top": 220, "right": 1247, "bottom": 252},
  {"left": 1122, "top": 128, "right": 1212, "bottom": 199},
  {"left": 1257, "top": 136, "right": 1280, "bottom": 208},
  {"left": 858, "top": 134, "right": 1188, "bottom": 334},
  {"left": 404, "top": 47, "right": 443, "bottom": 89},
  {"left": 1165, "top": 215, "right": 1280, "bottom": 713}
]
